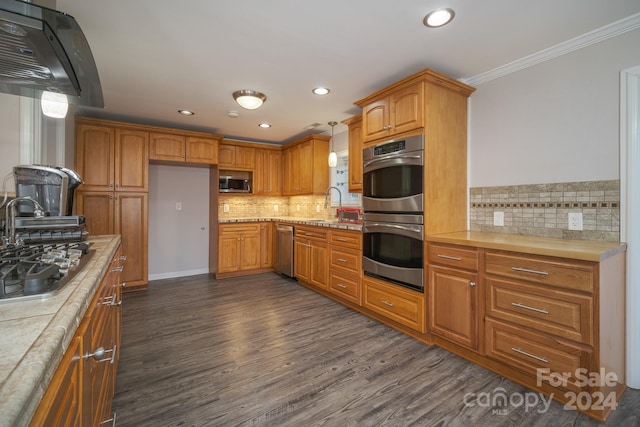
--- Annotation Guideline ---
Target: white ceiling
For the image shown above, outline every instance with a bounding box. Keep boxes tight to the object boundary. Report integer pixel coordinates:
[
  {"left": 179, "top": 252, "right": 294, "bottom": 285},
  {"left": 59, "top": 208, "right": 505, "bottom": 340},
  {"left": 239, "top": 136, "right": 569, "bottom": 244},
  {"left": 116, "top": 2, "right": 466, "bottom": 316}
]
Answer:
[{"left": 57, "top": 0, "right": 640, "bottom": 144}]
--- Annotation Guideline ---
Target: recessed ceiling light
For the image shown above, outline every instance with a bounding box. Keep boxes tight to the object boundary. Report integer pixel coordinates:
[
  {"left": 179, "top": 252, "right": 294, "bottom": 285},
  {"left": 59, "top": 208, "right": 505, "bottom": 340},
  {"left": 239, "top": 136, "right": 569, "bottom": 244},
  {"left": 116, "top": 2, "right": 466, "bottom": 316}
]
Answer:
[
  {"left": 258, "top": 123, "right": 271, "bottom": 128},
  {"left": 178, "top": 109, "right": 195, "bottom": 115},
  {"left": 423, "top": 8, "right": 455, "bottom": 27},
  {"left": 312, "top": 87, "right": 330, "bottom": 95}
]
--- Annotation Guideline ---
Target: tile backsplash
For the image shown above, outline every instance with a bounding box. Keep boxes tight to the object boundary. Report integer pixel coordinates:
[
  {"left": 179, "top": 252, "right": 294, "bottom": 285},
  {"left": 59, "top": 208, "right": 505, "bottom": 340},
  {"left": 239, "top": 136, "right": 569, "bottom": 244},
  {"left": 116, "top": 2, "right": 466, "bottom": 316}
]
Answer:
[
  {"left": 218, "top": 195, "right": 337, "bottom": 221},
  {"left": 470, "top": 180, "right": 620, "bottom": 242}
]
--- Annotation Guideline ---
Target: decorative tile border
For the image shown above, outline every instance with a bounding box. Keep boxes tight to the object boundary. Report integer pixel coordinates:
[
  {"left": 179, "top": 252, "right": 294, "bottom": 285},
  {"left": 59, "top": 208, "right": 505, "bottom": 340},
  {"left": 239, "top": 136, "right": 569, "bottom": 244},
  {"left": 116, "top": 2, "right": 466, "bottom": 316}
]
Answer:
[{"left": 469, "top": 180, "right": 620, "bottom": 242}]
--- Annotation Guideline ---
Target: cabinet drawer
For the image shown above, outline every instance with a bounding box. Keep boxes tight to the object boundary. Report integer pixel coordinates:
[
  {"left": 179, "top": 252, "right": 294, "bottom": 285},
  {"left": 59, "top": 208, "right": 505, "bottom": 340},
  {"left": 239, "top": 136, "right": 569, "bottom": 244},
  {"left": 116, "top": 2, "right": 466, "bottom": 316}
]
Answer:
[
  {"left": 328, "top": 271, "right": 361, "bottom": 305},
  {"left": 219, "top": 223, "right": 260, "bottom": 235},
  {"left": 428, "top": 243, "right": 478, "bottom": 271},
  {"left": 330, "top": 230, "right": 362, "bottom": 249},
  {"left": 487, "top": 277, "right": 593, "bottom": 345},
  {"left": 363, "top": 277, "right": 425, "bottom": 333},
  {"left": 486, "top": 318, "right": 592, "bottom": 394},
  {"left": 485, "top": 251, "right": 594, "bottom": 292},
  {"left": 296, "top": 226, "right": 328, "bottom": 241},
  {"left": 329, "top": 247, "right": 361, "bottom": 273}
]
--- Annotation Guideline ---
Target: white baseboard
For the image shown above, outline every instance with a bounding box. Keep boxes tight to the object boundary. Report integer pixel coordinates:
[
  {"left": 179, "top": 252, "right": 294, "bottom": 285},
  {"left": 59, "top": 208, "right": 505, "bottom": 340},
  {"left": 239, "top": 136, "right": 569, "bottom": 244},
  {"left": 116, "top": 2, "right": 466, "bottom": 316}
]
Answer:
[{"left": 149, "top": 268, "right": 210, "bottom": 281}]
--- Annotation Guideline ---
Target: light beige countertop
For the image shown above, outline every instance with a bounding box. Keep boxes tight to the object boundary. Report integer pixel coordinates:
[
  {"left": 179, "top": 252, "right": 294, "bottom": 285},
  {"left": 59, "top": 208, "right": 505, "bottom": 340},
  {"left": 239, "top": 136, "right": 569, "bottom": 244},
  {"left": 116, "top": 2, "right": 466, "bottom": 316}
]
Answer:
[
  {"left": 219, "top": 216, "right": 363, "bottom": 231},
  {"left": 0, "top": 235, "right": 121, "bottom": 427},
  {"left": 426, "top": 231, "right": 626, "bottom": 262}
]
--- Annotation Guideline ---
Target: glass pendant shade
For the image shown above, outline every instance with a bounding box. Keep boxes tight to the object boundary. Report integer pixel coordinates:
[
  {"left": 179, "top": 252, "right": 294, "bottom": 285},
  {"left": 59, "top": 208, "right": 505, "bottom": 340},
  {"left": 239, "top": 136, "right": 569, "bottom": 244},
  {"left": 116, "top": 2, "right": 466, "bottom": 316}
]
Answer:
[
  {"left": 41, "top": 91, "right": 68, "bottom": 118},
  {"left": 327, "top": 120, "right": 338, "bottom": 167}
]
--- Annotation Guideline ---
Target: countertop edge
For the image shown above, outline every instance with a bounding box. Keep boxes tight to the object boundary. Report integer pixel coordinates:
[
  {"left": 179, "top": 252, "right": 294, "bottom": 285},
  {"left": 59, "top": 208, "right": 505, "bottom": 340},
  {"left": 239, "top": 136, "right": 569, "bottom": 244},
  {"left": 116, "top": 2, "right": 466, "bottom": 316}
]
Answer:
[
  {"left": 219, "top": 217, "right": 363, "bottom": 231},
  {"left": 425, "top": 231, "right": 626, "bottom": 262},
  {"left": 0, "top": 235, "right": 121, "bottom": 427}
]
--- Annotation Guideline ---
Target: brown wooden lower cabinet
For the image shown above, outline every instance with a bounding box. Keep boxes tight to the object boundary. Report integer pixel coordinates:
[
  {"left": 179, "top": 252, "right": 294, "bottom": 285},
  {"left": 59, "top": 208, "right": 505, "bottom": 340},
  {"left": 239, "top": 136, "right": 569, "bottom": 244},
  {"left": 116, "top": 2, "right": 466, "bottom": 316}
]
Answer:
[{"left": 30, "top": 248, "right": 123, "bottom": 427}]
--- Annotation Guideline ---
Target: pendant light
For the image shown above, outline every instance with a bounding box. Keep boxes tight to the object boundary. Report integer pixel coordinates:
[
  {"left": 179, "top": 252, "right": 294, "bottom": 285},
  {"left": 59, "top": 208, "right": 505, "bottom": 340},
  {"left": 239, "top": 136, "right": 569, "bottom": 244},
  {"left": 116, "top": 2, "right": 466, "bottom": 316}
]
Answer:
[
  {"left": 328, "top": 121, "right": 337, "bottom": 168},
  {"left": 41, "top": 90, "right": 68, "bottom": 118}
]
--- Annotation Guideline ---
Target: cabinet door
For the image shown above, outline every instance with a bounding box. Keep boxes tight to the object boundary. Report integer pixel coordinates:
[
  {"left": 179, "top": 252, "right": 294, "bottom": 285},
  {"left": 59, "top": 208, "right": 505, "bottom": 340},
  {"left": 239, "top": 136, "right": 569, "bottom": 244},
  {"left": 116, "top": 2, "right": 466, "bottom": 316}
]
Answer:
[
  {"left": 389, "top": 82, "right": 423, "bottom": 135},
  {"left": 29, "top": 337, "right": 83, "bottom": 427},
  {"left": 235, "top": 146, "right": 256, "bottom": 169},
  {"left": 240, "top": 232, "right": 261, "bottom": 271},
  {"left": 75, "top": 191, "right": 115, "bottom": 235},
  {"left": 218, "top": 234, "right": 241, "bottom": 273},
  {"left": 76, "top": 123, "right": 115, "bottom": 191},
  {"left": 218, "top": 144, "right": 236, "bottom": 167},
  {"left": 281, "top": 148, "right": 294, "bottom": 196},
  {"left": 149, "top": 133, "right": 185, "bottom": 161},
  {"left": 115, "top": 129, "right": 149, "bottom": 192},
  {"left": 297, "top": 141, "right": 313, "bottom": 194},
  {"left": 186, "top": 137, "right": 218, "bottom": 164},
  {"left": 294, "top": 238, "right": 310, "bottom": 282},
  {"left": 255, "top": 149, "right": 281, "bottom": 196},
  {"left": 309, "top": 240, "right": 328, "bottom": 289},
  {"left": 115, "top": 192, "right": 148, "bottom": 288},
  {"left": 260, "top": 223, "right": 273, "bottom": 268},
  {"left": 428, "top": 265, "right": 479, "bottom": 350},
  {"left": 347, "top": 116, "right": 363, "bottom": 192},
  {"left": 362, "top": 98, "right": 389, "bottom": 142}
]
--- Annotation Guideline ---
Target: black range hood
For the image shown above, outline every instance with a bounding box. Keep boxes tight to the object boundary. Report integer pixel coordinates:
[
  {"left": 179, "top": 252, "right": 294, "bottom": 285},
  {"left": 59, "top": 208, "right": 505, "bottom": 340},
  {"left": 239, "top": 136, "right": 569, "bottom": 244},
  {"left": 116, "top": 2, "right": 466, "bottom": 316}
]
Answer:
[{"left": 0, "top": 0, "right": 103, "bottom": 108}]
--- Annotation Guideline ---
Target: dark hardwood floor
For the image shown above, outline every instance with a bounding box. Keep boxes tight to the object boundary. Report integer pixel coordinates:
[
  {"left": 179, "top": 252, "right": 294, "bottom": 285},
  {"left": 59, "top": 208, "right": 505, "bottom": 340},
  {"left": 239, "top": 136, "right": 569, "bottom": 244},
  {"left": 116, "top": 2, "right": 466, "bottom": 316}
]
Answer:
[{"left": 112, "top": 273, "right": 640, "bottom": 427}]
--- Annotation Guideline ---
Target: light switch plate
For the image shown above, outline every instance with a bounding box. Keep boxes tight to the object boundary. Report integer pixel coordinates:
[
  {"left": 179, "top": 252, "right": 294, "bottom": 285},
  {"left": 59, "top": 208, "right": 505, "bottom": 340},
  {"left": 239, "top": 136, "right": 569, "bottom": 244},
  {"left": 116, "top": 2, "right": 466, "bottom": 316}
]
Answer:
[{"left": 493, "top": 211, "right": 504, "bottom": 226}]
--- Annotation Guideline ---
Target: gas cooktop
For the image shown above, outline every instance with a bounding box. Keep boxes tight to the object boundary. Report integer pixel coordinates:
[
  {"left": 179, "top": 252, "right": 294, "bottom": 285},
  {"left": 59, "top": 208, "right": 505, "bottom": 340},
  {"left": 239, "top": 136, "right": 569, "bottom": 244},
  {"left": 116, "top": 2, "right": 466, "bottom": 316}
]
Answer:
[{"left": 0, "top": 242, "right": 94, "bottom": 303}]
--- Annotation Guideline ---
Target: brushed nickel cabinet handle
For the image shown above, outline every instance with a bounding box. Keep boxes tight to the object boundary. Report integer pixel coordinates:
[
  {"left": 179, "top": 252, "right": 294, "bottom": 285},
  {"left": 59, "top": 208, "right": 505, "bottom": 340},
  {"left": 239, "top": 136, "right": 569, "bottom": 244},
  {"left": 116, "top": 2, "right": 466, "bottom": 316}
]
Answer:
[
  {"left": 111, "top": 266, "right": 124, "bottom": 272},
  {"left": 512, "top": 302, "right": 548, "bottom": 314},
  {"left": 337, "top": 258, "right": 348, "bottom": 263},
  {"left": 511, "top": 347, "right": 548, "bottom": 363},
  {"left": 512, "top": 267, "right": 549, "bottom": 276},
  {"left": 337, "top": 284, "right": 347, "bottom": 289},
  {"left": 437, "top": 254, "right": 462, "bottom": 261},
  {"left": 469, "top": 281, "right": 476, "bottom": 287},
  {"left": 381, "top": 300, "right": 394, "bottom": 307}
]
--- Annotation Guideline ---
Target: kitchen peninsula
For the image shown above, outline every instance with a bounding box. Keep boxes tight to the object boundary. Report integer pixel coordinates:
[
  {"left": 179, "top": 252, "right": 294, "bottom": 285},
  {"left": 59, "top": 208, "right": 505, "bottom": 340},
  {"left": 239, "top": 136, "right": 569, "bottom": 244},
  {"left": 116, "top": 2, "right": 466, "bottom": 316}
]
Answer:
[{"left": 0, "top": 235, "right": 122, "bottom": 427}]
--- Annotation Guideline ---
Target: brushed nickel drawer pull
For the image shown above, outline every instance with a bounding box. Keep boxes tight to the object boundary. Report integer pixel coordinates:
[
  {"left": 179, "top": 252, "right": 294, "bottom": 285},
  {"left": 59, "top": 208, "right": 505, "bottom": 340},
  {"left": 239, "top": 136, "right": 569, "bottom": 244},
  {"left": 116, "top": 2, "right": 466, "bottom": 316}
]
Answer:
[
  {"left": 381, "top": 300, "right": 394, "bottom": 307},
  {"left": 337, "top": 284, "right": 347, "bottom": 289},
  {"left": 437, "top": 254, "right": 462, "bottom": 261},
  {"left": 111, "top": 266, "right": 124, "bottom": 272},
  {"left": 512, "top": 302, "right": 548, "bottom": 314},
  {"left": 512, "top": 267, "right": 549, "bottom": 275},
  {"left": 336, "top": 238, "right": 347, "bottom": 241},
  {"left": 511, "top": 347, "right": 548, "bottom": 363},
  {"left": 337, "top": 258, "right": 348, "bottom": 263}
]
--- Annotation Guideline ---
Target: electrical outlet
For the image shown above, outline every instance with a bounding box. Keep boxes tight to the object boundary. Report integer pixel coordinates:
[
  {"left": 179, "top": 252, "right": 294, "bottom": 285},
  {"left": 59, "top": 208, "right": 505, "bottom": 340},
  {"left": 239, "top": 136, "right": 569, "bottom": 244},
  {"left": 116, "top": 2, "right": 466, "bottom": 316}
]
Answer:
[
  {"left": 296, "top": 204, "right": 300, "bottom": 212},
  {"left": 176, "top": 202, "right": 182, "bottom": 211},
  {"left": 223, "top": 203, "right": 229, "bottom": 213},
  {"left": 316, "top": 204, "right": 320, "bottom": 213},
  {"left": 493, "top": 211, "right": 504, "bottom": 226},
  {"left": 273, "top": 204, "right": 279, "bottom": 212},
  {"left": 568, "top": 212, "right": 583, "bottom": 230}
]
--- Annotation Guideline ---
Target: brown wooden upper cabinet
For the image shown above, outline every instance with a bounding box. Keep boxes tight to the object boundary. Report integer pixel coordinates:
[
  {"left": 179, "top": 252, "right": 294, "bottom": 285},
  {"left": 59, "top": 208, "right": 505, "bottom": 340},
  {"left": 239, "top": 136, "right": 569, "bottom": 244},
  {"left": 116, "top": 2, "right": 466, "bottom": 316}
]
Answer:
[
  {"left": 281, "top": 134, "right": 330, "bottom": 196},
  {"left": 359, "top": 81, "right": 424, "bottom": 143},
  {"left": 149, "top": 132, "right": 220, "bottom": 165},
  {"left": 343, "top": 115, "right": 363, "bottom": 193},
  {"left": 76, "top": 121, "right": 149, "bottom": 192},
  {"left": 218, "top": 142, "right": 256, "bottom": 169}
]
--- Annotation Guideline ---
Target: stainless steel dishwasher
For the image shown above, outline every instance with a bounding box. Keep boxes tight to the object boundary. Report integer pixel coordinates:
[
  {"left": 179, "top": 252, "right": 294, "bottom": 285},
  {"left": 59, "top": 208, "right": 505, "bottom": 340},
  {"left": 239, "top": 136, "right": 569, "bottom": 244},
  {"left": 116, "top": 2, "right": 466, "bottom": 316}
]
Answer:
[{"left": 275, "top": 224, "right": 294, "bottom": 277}]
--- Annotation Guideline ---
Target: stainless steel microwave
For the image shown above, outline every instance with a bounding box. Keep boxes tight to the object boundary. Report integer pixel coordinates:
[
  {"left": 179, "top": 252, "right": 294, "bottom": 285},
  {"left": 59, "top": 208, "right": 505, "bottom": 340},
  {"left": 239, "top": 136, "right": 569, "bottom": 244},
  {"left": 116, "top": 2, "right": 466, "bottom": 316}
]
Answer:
[{"left": 219, "top": 176, "right": 251, "bottom": 193}]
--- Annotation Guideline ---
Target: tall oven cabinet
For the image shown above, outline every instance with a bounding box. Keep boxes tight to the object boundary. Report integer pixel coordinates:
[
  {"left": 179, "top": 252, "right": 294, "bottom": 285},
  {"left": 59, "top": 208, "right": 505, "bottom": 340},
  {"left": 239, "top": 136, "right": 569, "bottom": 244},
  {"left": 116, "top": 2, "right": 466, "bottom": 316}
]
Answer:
[{"left": 75, "top": 117, "right": 149, "bottom": 290}]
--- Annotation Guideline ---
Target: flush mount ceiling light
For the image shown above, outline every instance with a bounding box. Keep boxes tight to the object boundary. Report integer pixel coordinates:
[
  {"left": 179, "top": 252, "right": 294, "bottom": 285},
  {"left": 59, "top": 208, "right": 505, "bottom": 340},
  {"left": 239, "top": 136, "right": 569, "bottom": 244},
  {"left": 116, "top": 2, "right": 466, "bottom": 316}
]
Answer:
[
  {"left": 312, "top": 87, "right": 330, "bottom": 96},
  {"left": 328, "top": 121, "right": 338, "bottom": 168},
  {"left": 258, "top": 123, "right": 271, "bottom": 128},
  {"left": 233, "top": 89, "right": 267, "bottom": 110},
  {"left": 178, "top": 109, "right": 195, "bottom": 115},
  {"left": 41, "top": 90, "right": 68, "bottom": 118},
  {"left": 423, "top": 8, "right": 455, "bottom": 27}
]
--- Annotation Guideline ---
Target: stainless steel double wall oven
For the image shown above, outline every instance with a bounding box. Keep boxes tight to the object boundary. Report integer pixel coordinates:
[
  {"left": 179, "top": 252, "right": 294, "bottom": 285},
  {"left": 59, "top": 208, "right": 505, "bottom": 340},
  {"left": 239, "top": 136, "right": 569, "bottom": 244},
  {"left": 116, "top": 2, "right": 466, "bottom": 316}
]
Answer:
[{"left": 362, "top": 134, "right": 424, "bottom": 291}]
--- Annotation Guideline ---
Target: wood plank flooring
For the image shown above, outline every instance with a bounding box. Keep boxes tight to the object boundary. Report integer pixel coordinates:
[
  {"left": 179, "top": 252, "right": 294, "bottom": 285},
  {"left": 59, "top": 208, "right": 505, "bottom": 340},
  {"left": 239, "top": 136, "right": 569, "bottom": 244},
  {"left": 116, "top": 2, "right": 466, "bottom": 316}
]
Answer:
[{"left": 112, "top": 273, "right": 640, "bottom": 426}]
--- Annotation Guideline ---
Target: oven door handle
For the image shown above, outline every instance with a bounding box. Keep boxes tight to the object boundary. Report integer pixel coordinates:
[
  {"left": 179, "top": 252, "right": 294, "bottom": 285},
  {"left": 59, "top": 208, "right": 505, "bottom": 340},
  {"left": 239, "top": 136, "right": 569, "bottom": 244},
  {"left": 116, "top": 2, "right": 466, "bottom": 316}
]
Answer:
[
  {"left": 363, "top": 153, "right": 423, "bottom": 172},
  {"left": 363, "top": 222, "right": 423, "bottom": 240}
]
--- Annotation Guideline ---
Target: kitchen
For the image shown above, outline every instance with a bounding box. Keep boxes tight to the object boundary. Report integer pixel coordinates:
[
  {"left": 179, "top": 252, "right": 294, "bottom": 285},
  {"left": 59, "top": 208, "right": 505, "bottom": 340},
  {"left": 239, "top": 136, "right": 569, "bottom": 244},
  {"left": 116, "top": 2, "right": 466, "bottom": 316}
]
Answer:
[{"left": 1, "top": 1, "right": 640, "bottom": 426}]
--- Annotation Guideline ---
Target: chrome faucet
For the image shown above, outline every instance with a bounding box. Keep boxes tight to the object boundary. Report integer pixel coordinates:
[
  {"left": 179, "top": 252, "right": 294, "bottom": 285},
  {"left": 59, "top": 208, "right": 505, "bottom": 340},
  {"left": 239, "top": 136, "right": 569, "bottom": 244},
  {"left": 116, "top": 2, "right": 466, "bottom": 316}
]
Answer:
[
  {"left": 324, "top": 186, "right": 342, "bottom": 209},
  {"left": 4, "top": 196, "right": 46, "bottom": 247}
]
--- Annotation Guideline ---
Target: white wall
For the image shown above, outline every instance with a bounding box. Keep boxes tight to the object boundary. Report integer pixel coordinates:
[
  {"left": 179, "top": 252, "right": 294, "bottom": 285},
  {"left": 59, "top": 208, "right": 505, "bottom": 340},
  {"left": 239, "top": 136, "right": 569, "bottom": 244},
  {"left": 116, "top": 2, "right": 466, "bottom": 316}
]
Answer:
[
  {"left": 148, "top": 164, "right": 210, "bottom": 280},
  {"left": 469, "top": 27, "right": 640, "bottom": 187},
  {"left": 0, "top": 93, "right": 21, "bottom": 193}
]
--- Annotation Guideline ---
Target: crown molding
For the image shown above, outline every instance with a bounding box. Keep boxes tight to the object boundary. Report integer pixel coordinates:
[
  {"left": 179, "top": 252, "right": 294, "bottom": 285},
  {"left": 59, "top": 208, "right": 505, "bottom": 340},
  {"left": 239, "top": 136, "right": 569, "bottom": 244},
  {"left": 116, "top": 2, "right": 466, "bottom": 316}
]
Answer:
[{"left": 462, "top": 12, "right": 640, "bottom": 86}]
